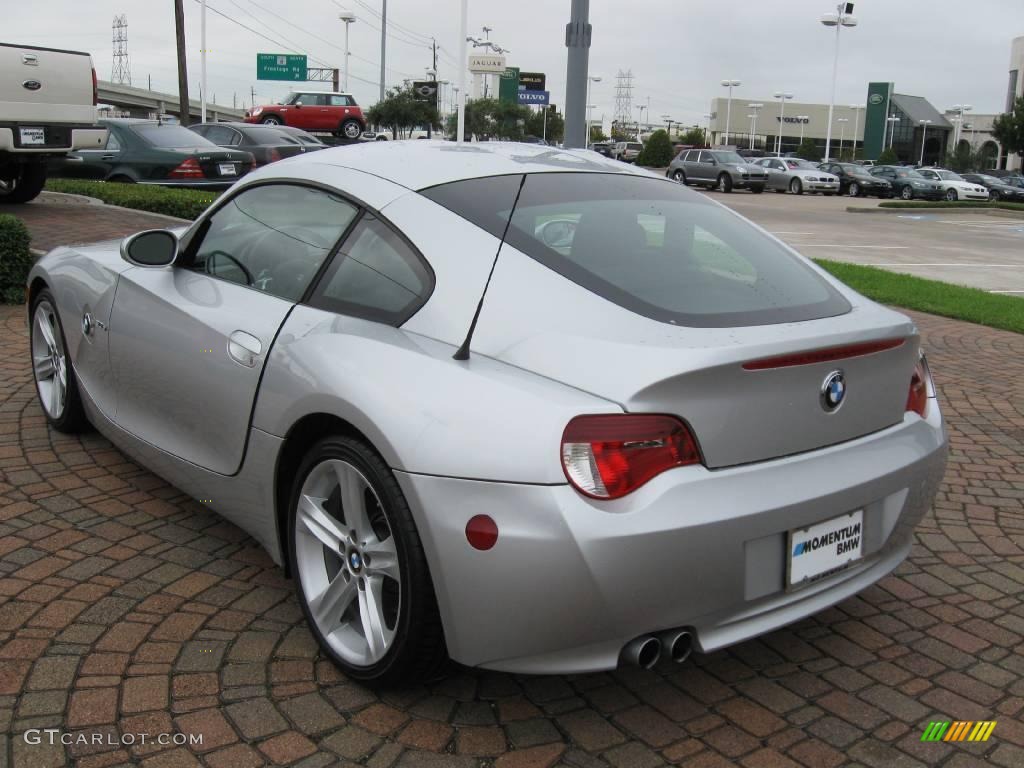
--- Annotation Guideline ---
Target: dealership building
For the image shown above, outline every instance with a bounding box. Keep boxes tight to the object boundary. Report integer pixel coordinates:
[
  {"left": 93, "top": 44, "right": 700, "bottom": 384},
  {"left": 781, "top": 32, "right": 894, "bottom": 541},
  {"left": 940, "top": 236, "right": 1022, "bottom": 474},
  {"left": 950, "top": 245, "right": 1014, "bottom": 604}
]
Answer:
[{"left": 705, "top": 35, "right": 1022, "bottom": 167}]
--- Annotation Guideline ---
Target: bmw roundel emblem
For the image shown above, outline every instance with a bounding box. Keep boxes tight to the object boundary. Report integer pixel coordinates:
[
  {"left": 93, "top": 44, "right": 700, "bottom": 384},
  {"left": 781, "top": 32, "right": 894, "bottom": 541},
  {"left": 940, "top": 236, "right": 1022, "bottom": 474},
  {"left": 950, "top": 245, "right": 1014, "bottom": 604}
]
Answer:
[{"left": 820, "top": 370, "right": 846, "bottom": 412}]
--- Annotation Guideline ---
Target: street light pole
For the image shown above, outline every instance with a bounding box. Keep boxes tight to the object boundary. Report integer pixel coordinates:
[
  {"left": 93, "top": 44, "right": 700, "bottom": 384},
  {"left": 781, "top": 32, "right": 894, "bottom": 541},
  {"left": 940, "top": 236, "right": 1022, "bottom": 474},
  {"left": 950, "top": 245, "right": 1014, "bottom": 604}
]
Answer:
[
  {"left": 918, "top": 119, "right": 932, "bottom": 165},
  {"left": 721, "top": 79, "right": 740, "bottom": 146},
  {"left": 456, "top": 0, "right": 467, "bottom": 142},
  {"left": 950, "top": 104, "right": 973, "bottom": 148},
  {"left": 635, "top": 104, "right": 646, "bottom": 137},
  {"left": 200, "top": 0, "right": 207, "bottom": 123},
  {"left": 379, "top": 0, "right": 387, "bottom": 101},
  {"left": 773, "top": 92, "right": 793, "bottom": 156},
  {"left": 797, "top": 116, "right": 809, "bottom": 144},
  {"left": 886, "top": 115, "right": 900, "bottom": 150},
  {"left": 702, "top": 114, "right": 711, "bottom": 146},
  {"left": 339, "top": 11, "right": 356, "bottom": 92},
  {"left": 836, "top": 116, "right": 848, "bottom": 157},
  {"left": 849, "top": 104, "right": 861, "bottom": 159},
  {"left": 586, "top": 75, "right": 601, "bottom": 144},
  {"left": 820, "top": 2, "right": 857, "bottom": 162},
  {"left": 563, "top": 0, "right": 592, "bottom": 149},
  {"left": 746, "top": 103, "right": 762, "bottom": 149}
]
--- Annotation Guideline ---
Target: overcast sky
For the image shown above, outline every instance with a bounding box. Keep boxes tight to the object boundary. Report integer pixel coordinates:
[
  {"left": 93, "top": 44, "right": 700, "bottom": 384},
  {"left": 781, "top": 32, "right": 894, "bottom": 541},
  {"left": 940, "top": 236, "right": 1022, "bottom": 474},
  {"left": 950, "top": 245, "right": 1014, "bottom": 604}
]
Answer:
[{"left": 9, "top": 0, "right": 1022, "bottom": 125}]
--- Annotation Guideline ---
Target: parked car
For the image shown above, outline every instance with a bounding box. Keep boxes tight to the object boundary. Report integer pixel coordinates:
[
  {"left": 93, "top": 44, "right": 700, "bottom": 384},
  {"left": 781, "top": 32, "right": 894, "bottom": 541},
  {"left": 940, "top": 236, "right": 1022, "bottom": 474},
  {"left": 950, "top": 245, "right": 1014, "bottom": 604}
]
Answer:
[
  {"left": 869, "top": 166, "right": 944, "bottom": 200},
  {"left": 49, "top": 119, "right": 254, "bottom": 188},
  {"left": 667, "top": 148, "right": 767, "bottom": 193},
  {"left": 959, "top": 173, "right": 1024, "bottom": 202},
  {"left": 360, "top": 131, "right": 389, "bottom": 141},
  {"left": 189, "top": 122, "right": 317, "bottom": 167},
  {"left": 820, "top": 162, "right": 892, "bottom": 198},
  {"left": 0, "top": 42, "right": 107, "bottom": 203},
  {"left": 755, "top": 157, "right": 839, "bottom": 195},
  {"left": 855, "top": 159, "right": 875, "bottom": 167},
  {"left": 588, "top": 140, "right": 615, "bottom": 157},
  {"left": 245, "top": 91, "right": 367, "bottom": 140},
  {"left": 915, "top": 168, "right": 989, "bottom": 201},
  {"left": 278, "top": 125, "right": 328, "bottom": 150},
  {"left": 612, "top": 141, "right": 644, "bottom": 162},
  {"left": 986, "top": 172, "right": 1024, "bottom": 188},
  {"left": 27, "top": 140, "right": 946, "bottom": 683}
]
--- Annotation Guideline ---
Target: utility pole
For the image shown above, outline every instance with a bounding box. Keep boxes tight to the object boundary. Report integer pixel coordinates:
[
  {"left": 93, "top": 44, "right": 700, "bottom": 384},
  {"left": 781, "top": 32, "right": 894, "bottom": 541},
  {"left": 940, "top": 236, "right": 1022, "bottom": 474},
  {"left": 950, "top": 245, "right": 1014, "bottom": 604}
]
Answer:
[
  {"left": 563, "top": 0, "right": 592, "bottom": 148},
  {"left": 432, "top": 38, "right": 438, "bottom": 78},
  {"left": 250, "top": 85, "right": 256, "bottom": 108},
  {"left": 200, "top": 0, "right": 207, "bottom": 123},
  {"left": 174, "top": 0, "right": 190, "bottom": 125},
  {"left": 456, "top": 0, "right": 467, "bottom": 141},
  {"left": 379, "top": 0, "right": 387, "bottom": 101}
]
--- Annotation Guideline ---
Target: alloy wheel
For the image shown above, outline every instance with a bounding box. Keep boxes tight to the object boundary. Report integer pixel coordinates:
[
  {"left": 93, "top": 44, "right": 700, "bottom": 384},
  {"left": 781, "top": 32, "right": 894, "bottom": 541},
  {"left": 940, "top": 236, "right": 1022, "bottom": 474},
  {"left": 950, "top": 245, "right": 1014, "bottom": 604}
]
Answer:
[
  {"left": 294, "top": 459, "right": 400, "bottom": 667},
  {"left": 849, "top": 182, "right": 860, "bottom": 197},
  {"left": 31, "top": 301, "right": 67, "bottom": 420},
  {"left": 945, "top": 188, "right": 958, "bottom": 201}
]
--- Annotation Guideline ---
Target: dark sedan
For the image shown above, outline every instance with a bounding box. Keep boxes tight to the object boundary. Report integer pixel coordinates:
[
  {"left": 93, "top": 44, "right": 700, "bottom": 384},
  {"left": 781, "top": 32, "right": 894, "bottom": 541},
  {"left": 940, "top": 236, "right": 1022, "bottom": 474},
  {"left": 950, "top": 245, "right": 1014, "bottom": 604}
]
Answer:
[
  {"left": 960, "top": 173, "right": 1024, "bottom": 202},
  {"left": 820, "top": 162, "right": 892, "bottom": 198},
  {"left": 189, "top": 122, "right": 318, "bottom": 167},
  {"left": 277, "top": 126, "right": 329, "bottom": 151},
  {"left": 869, "top": 166, "right": 944, "bottom": 200},
  {"left": 51, "top": 119, "right": 254, "bottom": 189}
]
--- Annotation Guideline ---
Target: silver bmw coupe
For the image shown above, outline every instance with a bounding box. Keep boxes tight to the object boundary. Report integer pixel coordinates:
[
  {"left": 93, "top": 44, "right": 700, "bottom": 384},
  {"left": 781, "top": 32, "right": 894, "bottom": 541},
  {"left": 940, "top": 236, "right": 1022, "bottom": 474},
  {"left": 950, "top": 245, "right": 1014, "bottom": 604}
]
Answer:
[{"left": 27, "top": 141, "right": 947, "bottom": 683}]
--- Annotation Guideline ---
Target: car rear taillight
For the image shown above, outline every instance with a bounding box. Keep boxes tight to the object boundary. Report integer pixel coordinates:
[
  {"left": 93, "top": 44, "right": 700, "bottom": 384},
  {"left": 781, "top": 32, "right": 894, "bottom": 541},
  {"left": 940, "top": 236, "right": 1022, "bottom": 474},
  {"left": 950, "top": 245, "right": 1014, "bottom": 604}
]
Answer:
[
  {"left": 268, "top": 148, "right": 281, "bottom": 163},
  {"left": 168, "top": 158, "right": 205, "bottom": 179},
  {"left": 91, "top": 67, "right": 98, "bottom": 106},
  {"left": 561, "top": 414, "right": 701, "bottom": 499},
  {"left": 906, "top": 354, "right": 934, "bottom": 418}
]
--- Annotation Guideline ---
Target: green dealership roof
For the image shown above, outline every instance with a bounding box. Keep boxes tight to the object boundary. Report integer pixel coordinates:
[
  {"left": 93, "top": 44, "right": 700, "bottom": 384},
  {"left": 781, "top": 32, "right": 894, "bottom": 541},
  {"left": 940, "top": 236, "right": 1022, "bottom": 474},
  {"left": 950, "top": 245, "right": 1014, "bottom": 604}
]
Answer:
[{"left": 889, "top": 93, "right": 953, "bottom": 130}]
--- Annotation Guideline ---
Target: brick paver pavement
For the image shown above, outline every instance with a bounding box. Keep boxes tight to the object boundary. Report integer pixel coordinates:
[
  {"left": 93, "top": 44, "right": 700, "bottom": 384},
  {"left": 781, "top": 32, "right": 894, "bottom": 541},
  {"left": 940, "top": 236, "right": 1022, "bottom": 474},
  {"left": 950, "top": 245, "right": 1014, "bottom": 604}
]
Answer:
[{"left": 1, "top": 300, "right": 1022, "bottom": 768}]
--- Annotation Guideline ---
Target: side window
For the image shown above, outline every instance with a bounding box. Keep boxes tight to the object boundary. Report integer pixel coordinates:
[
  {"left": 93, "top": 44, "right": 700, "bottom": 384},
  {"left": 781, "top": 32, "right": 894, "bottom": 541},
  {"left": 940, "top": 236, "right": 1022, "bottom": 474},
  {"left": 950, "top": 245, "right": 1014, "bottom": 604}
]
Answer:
[
  {"left": 105, "top": 131, "right": 121, "bottom": 151},
  {"left": 699, "top": 152, "right": 714, "bottom": 164},
  {"left": 189, "top": 184, "right": 358, "bottom": 302},
  {"left": 309, "top": 215, "right": 433, "bottom": 325},
  {"left": 683, "top": 150, "right": 696, "bottom": 162},
  {"left": 329, "top": 95, "right": 352, "bottom": 107},
  {"left": 306, "top": 94, "right": 328, "bottom": 106},
  {"left": 204, "top": 126, "right": 237, "bottom": 145}
]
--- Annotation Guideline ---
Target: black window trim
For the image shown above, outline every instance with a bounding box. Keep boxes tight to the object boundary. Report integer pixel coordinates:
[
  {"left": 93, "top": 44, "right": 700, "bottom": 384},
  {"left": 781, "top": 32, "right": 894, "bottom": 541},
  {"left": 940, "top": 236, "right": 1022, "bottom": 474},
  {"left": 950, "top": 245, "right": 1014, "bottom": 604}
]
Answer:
[{"left": 178, "top": 179, "right": 435, "bottom": 325}]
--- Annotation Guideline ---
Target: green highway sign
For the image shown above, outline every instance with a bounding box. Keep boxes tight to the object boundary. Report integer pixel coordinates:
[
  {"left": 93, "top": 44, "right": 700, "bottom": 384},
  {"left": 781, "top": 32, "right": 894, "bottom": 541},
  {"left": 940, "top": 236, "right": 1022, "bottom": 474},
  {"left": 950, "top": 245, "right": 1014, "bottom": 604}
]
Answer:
[{"left": 257, "top": 53, "right": 308, "bottom": 81}]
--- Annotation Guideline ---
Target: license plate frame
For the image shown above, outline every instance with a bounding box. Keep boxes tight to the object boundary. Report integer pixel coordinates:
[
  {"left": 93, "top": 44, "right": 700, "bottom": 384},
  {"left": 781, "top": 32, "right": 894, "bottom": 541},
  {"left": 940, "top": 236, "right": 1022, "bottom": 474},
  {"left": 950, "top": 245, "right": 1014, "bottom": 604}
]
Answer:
[
  {"left": 19, "top": 127, "right": 46, "bottom": 146},
  {"left": 218, "top": 163, "right": 237, "bottom": 176},
  {"left": 786, "top": 509, "right": 863, "bottom": 590}
]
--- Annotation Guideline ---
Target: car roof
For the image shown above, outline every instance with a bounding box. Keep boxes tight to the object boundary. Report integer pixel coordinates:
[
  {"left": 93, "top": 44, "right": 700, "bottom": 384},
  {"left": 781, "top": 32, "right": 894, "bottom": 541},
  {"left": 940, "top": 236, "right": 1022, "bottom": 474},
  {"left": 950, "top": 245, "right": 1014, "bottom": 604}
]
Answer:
[{"left": 276, "top": 139, "right": 652, "bottom": 191}]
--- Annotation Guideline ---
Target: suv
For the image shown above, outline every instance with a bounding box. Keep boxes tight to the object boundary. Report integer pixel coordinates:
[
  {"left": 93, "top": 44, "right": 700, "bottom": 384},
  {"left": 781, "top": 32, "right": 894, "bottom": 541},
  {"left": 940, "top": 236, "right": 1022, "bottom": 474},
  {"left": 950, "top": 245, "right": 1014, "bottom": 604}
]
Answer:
[
  {"left": 244, "top": 91, "right": 366, "bottom": 139},
  {"left": 666, "top": 148, "right": 767, "bottom": 193},
  {"left": 612, "top": 141, "right": 643, "bottom": 163},
  {"left": 1, "top": 42, "right": 106, "bottom": 203}
]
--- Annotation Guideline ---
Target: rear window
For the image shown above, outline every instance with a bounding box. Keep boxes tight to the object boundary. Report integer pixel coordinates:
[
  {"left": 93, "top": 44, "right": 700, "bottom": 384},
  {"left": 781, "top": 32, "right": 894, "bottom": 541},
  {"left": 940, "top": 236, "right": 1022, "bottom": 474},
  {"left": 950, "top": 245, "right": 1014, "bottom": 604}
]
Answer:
[
  {"left": 135, "top": 125, "right": 215, "bottom": 148},
  {"left": 420, "top": 173, "right": 850, "bottom": 328},
  {"left": 243, "top": 126, "right": 300, "bottom": 145}
]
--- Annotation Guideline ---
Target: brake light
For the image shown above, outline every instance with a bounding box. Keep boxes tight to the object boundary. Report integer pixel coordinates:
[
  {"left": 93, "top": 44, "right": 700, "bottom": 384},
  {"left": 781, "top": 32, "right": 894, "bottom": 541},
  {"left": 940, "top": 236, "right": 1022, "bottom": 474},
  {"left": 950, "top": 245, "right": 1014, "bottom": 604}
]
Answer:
[
  {"left": 906, "top": 354, "right": 933, "bottom": 418},
  {"left": 168, "top": 158, "right": 205, "bottom": 179},
  {"left": 91, "top": 67, "right": 98, "bottom": 106},
  {"left": 268, "top": 148, "right": 281, "bottom": 163},
  {"left": 561, "top": 414, "right": 701, "bottom": 499}
]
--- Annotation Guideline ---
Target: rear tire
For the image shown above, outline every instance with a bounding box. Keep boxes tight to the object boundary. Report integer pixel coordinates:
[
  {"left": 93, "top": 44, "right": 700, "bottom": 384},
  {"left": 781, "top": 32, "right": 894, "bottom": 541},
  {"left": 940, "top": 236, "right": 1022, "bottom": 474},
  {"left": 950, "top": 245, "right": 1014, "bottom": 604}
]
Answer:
[
  {"left": 789, "top": 178, "right": 803, "bottom": 195},
  {"left": 29, "top": 289, "right": 89, "bottom": 433},
  {"left": 900, "top": 185, "right": 914, "bottom": 200},
  {"left": 289, "top": 435, "right": 448, "bottom": 685},
  {"left": 0, "top": 161, "right": 47, "bottom": 204},
  {"left": 672, "top": 169, "right": 686, "bottom": 184},
  {"left": 717, "top": 173, "right": 733, "bottom": 193},
  {"left": 340, "top": 120, "right": 363, "bottom": 140}
]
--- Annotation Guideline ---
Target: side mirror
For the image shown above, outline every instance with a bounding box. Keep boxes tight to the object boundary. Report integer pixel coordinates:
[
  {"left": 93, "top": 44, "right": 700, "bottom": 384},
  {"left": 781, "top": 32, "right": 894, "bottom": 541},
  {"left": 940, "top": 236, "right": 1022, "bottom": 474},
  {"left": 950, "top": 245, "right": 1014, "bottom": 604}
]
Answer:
[
  {"left": 295, "top": 101, "right": 303, "bottom": 108},
  {"left": 121, "top": 230, "right": 177, "bottom": 267}
]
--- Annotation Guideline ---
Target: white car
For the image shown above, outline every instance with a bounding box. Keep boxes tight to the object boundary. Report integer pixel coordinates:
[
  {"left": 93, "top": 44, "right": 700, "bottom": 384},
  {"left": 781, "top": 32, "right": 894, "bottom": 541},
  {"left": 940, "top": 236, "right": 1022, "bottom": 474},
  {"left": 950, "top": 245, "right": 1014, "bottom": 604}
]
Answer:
[{"left": 916, "top": 168, "right": 989, "bottom": 201}]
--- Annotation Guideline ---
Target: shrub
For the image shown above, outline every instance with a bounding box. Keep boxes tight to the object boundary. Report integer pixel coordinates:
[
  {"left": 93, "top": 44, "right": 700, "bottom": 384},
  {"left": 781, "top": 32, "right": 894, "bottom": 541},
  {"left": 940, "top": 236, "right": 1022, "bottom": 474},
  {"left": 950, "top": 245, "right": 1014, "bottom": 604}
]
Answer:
[
  {"left": 795, "top": 139, "right": 820, "bottom": 161},
  {"left": 637, "top": 129, "right": 672, "bottom": 167},
  {"left": 0, "top": 214, "right": 32, "bottom": 304},
  {"left": 876, "top": 147, "right": 899, "bottom": 165},
  {"left": 44, "top": 179, "right": 218, "bottom": 220}
]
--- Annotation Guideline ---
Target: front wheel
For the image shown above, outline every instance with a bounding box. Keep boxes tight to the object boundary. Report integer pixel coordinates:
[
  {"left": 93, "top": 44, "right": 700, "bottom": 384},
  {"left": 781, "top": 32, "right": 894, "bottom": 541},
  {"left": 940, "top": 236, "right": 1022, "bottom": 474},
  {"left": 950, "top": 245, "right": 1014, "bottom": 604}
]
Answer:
[
  {"left": 991, "top": 190, "right": 1002, "bottom": 201},
  {"left": 789, "top": 177, "right": 803, "bottom": 195},
  {"left": 672, "top": 169, "right": 686, "bottom": 184},
  {"left": 0, "top": 161, "right": 47, "bottom": 204},
  {"left": 900, "top": 185, "right": 914, "bottom": 200},
  {"left": 717, "top": 173, "right": 733, "bottom": 193},
  {"left": 340, "top": 120, "right": 363, "bottom": 139},
  {"left": 849, "top": 182, "right": 861, "bottom": 197},
  {"left": 260, "top": 116, "right": 283, "bottom": 126},
  {"left": 289, "top": 435, "right": 447, "bottom": 684},
  {"left": 30, "top": 290, "right": 88, "bottom": 433},
  {"left": 945, "top": 188, "right": 959, "bottom": 202}
]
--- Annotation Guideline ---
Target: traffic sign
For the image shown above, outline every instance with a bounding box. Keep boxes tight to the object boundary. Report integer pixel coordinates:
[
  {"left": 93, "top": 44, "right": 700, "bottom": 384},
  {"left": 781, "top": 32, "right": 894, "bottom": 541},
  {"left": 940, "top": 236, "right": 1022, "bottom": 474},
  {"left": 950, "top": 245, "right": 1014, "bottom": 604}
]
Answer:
[
  {"left": 257, "top": 53, "right": 308, "bottom": 81},
  {"left": 519, "top": 72, "right": 546, "bottom": 92},
  {"left": 517, "top": 90, "right": 550, "bottom": 106}
]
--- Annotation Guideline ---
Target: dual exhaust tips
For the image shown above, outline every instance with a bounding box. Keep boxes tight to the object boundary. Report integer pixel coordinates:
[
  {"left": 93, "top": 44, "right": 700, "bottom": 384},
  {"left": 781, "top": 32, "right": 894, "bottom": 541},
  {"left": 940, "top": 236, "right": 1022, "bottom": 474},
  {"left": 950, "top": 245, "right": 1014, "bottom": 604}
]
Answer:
[{"left": 622, "top": 629, "right": 693, "bottom": 669}]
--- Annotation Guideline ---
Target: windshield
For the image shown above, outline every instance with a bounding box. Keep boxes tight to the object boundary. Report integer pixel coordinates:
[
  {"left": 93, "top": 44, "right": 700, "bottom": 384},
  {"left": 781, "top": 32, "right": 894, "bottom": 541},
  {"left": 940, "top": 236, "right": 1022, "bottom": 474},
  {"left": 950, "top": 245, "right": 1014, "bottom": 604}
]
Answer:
[
  {"left": 838, "top": 164, "right": 868, "bottom": 173},
  {"left": 977, "top": 175, "right": 1000, "bottom": 184},
  {"left": 896, "top": 169, "right": 925, "bottom": 179},
  {"left": 279, "top": 92, "right": 299, "bottom": 105},
  {"left": 627, "top": 143, "right": 643, "bottom": 150},
  {"left": 135, "top": 125, "right": 215, "bottom": 148},
  {"left": 784, "top": 159, "right": 818, "bottom": 169},
  {"left": 421, "top": 173, "right": 850, "bottom": 328},
  {"left": 711, "top": 151, "right": 745, "bottom": 164},
  {"left": 935, "top": 170, "right": 963, "bottom": 181}
]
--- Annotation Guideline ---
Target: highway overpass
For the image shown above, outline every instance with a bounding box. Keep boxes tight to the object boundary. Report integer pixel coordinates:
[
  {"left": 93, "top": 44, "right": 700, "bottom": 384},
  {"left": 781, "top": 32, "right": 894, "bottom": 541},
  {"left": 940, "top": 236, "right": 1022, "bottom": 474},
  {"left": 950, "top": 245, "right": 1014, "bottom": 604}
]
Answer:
[{"left": 97, "top": 80, "right": 246, "bottom": 122}]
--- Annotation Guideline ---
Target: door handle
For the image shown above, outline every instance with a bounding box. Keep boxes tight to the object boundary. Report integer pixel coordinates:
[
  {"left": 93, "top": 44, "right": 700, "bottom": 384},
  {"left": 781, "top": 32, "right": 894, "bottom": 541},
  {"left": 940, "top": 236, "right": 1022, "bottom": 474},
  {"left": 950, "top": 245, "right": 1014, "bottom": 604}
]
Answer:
[
  {"left": 227, "top": 330, "right": 262, "bottom": 368},
  {"left": 101, "top": 154, "right": 116, "bottom": 160}
]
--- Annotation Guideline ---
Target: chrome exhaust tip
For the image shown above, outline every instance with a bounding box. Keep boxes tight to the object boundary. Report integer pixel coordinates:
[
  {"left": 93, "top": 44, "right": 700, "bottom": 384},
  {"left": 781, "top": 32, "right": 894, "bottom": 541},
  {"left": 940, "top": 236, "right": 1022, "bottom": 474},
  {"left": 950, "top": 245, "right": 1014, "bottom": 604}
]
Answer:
[
  {"left": 659, "top": 629, "right": 693, "bottom": 664},
  {"left": 622, "top": 635, "right": 661, "bottom": 669}
]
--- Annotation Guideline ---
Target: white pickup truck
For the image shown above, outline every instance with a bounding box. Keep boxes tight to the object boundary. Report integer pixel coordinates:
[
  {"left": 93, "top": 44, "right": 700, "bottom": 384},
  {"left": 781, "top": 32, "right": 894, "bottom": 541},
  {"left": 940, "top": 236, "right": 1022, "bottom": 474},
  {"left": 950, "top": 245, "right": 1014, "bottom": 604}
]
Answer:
[{"left": 1, "top": 43, "right": 106, "bottom": 203}]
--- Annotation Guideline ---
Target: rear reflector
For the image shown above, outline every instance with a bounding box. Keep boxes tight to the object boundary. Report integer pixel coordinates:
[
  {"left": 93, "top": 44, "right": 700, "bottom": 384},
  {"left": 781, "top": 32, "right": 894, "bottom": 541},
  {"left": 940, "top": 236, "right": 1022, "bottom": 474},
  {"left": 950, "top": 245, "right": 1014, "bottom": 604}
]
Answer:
[
  {"left": 562, "top": 414, "right": 701, "bottom": 499},
  {"left": 743, "top": 338, "right": 905, "bottom": 371},
  {"left": 465, "top": 515, "right": 498, "bottom": 550}
]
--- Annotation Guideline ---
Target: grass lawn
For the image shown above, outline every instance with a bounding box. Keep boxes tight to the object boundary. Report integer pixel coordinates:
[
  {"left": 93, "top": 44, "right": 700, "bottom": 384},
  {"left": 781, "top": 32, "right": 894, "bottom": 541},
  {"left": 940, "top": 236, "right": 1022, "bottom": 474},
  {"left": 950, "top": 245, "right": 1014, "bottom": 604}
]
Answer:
[
  {"left": 816, "top": 260, "right": 1023, "bottom": 335},
  {"left": 45, "top": 178, "right": 219, "bottom": 220}
]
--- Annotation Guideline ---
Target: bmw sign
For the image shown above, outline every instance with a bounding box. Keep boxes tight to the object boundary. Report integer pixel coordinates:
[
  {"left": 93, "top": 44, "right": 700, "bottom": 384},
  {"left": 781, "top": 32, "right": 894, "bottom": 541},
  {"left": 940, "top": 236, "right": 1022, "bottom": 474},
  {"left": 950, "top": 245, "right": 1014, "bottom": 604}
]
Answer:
[{"left": 820, "top": 371, "right": 846, "bottom": 412}]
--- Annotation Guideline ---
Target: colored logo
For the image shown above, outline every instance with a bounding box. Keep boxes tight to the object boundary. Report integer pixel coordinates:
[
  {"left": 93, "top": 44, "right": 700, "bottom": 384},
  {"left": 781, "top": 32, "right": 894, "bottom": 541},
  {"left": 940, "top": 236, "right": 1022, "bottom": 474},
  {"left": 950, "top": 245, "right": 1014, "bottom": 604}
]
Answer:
[
  {"left": 22, "top": 80, "right": 41, "bottom": 91},
  {"left": 869, "top": 93, "right": 884, "bottom": 105},
  {"left": 921, "top": 721, "right": 996, "bottom": 742},
  {"left": 820, "top": 370, "right": 846, "bottom": 412}
]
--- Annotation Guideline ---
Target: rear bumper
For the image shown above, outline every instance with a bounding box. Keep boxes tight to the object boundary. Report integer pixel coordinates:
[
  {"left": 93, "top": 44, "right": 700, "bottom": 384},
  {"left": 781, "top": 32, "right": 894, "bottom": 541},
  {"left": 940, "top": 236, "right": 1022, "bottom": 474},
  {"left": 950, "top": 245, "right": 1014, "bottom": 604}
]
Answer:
[
  {"left": 0, "top": 125, "right": 106, "bottom": 155},
  {"left": 396, "top": 403, "right": 946, "bottom": 675}
]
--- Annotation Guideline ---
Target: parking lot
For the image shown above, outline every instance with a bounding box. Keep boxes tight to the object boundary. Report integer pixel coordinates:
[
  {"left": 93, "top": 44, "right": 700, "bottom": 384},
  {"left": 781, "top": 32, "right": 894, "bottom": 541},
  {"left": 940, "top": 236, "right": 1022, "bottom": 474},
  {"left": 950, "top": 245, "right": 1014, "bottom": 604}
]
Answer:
[
  {"left": 700, "top": 189, "right": 1024, "bottom": 295},
  {"left": 0, "top": 194, "right": 1022, "bottom": 767}
]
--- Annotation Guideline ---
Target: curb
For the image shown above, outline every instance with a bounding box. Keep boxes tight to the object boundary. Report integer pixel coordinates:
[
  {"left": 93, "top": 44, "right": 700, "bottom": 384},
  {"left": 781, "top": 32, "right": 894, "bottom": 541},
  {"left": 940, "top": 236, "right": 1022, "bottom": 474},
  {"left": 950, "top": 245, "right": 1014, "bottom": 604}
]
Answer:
[
  {"left": 846, "top": 205, "right": 1024, "bottom": 219},
  {"left": 41, "top": 191, "right": 105, "bottom": 206},
  {"left": 41, "top": 191, "right": 192, "bottom": 225}
]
